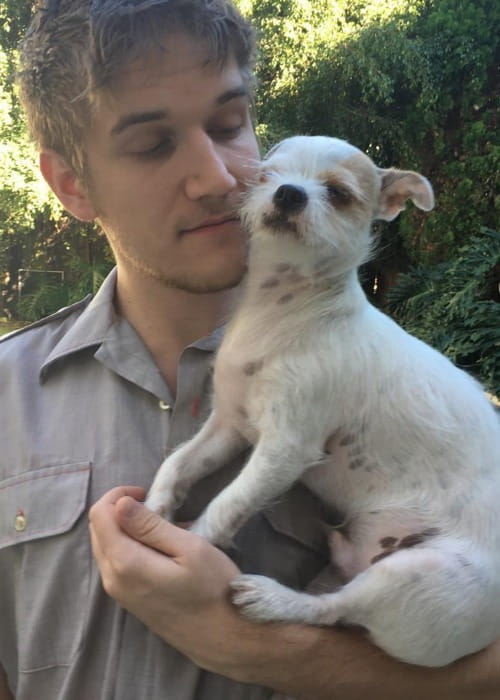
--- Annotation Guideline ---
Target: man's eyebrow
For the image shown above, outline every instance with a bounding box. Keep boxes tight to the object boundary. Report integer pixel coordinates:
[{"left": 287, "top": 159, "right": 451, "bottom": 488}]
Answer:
[
  {"left": 110, "top": 85, "right": 249, "bottom": 137},
  {"left": 215, "top": 85, "right": 249, "bottom": 106},
  {"left": 111, "top": 110, "right": 167, "bottom": 137}
]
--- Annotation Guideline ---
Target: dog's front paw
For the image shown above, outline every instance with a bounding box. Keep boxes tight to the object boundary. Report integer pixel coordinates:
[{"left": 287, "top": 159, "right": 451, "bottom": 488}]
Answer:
[
  {"left": 143, "top": 490, "right": 175, "bottom": 520},
  {"left": 231, "top": 575, "right": 294, "bottom": 622},
  {"left": 189, "top": 514, "right": 233, "bottom": 548}
]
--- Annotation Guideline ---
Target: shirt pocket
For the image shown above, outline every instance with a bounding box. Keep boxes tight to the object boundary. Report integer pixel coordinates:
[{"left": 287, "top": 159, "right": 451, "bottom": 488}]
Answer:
[{"left": 0, "top": 462, "right": 91, "bottom": 672}]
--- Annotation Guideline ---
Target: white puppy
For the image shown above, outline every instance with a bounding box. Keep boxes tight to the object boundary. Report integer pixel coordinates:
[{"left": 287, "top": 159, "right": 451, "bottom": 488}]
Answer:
[{"left": 146, "top": 136, "right": 500, "bottom": 667}]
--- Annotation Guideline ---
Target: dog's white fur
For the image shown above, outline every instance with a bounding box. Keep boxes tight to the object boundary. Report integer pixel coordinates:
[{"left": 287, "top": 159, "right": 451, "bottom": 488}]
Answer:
[{"left": 146, "top": 136, "right": 500, "bottom": 667}]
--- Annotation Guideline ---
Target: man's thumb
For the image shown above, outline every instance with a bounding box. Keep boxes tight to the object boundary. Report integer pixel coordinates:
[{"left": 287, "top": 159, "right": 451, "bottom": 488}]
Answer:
[{"left": 115, "top": 496, "right": 190, "bottom": 555}]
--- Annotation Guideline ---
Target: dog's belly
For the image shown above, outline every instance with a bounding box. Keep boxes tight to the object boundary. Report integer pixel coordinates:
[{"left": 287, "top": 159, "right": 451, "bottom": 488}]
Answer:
[
  {"left": 302, "top": 450, "right": 442, "bottom": 582},
  {"left": 326, "top": 512, "right": 439, "bottom": 582}
]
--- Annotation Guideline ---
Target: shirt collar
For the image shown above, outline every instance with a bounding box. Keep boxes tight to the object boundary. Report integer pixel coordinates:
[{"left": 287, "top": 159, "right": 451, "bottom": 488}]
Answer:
[
  {"left": 40, "top": 268, "right": 225, "bottom": 381},
  {"left": 40, "top": 269, "right": 118, "bottom": 381}
]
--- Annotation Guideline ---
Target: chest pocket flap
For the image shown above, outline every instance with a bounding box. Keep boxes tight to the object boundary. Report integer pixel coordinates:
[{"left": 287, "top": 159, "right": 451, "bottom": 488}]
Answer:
[
  {"left": 0, "top": 462, "right": 91, "bottom": 549},
  {"left": 0, "top": 462, "right": 92, "bottom": 673}
]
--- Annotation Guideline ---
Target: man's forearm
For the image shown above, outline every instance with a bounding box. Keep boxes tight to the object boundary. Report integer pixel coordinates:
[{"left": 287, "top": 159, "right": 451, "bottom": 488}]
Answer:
[{"left": 221, "top": 622, "right": 500, "bottom": 700}]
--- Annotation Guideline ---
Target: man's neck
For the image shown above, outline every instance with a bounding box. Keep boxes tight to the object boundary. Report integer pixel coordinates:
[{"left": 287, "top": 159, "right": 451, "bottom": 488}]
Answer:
[{"left": 114, "top": 267, "right": 239, "bottom": 396}]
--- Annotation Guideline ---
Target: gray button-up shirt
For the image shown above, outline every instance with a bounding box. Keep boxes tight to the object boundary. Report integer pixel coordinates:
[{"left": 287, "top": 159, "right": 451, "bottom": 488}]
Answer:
[{"left": 0, "top": 270, "right": 331, "bottom": 700}]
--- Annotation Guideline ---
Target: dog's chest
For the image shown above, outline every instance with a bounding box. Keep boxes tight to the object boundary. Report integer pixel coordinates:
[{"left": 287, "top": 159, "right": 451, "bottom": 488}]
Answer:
[{"left": 212, "top": 350, "right": 270, "bottom": 442}]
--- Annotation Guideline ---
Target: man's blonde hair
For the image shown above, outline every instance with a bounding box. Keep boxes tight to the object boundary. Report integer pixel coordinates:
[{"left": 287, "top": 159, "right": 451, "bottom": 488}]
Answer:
[{"left": 17, "top": 0, "right": 256, "bottom": 180}]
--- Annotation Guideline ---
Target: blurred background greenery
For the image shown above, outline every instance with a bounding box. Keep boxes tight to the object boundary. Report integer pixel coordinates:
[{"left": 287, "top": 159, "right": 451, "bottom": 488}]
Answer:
[{"left": 0, "top": 0, "right": 498, "bottom": 394}]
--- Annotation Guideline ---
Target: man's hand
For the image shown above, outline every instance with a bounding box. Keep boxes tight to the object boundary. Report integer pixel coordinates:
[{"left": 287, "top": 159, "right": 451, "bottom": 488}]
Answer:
[{"left": 88, "top": 486, "right": 274, "bottom": 677}]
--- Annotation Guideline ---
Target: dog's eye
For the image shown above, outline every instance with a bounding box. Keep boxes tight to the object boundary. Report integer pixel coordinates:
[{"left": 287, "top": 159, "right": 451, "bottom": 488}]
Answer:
[
  {"left": 326, "top": 183, "right": 353, "bottom": 206},
  {"left": 258, "top": 170, "right": 271, "bottom": 184}
]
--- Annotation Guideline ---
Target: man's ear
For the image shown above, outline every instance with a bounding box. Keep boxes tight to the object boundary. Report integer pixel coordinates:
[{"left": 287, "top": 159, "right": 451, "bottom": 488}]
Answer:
[
  {"left": 376, "top": 168, "right": 434, "bottom": 222},
  {"left": 39, "top": 149, "right": 97, "bottom": 221}
]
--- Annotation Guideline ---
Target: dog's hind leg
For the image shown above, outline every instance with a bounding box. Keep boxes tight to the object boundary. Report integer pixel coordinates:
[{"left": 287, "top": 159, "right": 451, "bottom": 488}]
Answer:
[
  {"left": 145, "top": 410, "right": 248, "bottom": 518},
  {"left": 232, "top": 544, "right": 500, "bottom": 666}
]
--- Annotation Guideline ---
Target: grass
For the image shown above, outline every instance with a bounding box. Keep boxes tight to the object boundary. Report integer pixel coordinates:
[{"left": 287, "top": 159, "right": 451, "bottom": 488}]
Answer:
[{"left": 0, "top": 318, "right": 26, "bottom": 337}]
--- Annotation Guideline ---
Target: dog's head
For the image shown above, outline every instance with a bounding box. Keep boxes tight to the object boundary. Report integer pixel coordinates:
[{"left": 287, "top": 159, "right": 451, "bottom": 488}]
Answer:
[{"left": 242, "top": 136, "right": 434, "bottom": 269}]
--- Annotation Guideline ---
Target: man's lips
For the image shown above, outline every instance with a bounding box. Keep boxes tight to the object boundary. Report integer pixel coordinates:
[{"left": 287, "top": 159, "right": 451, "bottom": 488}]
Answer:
[{"left": 181, "top": 215, "right": 239, "bottom": 235}]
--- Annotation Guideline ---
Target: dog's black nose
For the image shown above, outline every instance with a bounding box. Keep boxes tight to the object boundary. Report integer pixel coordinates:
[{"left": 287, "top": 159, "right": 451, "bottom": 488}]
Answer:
[{"left": 273, "top": 184, "right": 308, "bottom": 214}]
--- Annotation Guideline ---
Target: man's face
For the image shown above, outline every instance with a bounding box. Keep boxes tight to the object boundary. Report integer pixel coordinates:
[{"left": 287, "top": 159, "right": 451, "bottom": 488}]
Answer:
[{"left": 84, "top": 34, "right": 260, "bottom": 293}]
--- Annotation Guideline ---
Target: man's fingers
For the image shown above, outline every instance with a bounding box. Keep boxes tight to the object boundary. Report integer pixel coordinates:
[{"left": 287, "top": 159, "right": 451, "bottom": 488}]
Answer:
[
  {"left": 115, "top": 496, "right": 200, "bottom": 557},
  {"left": 88, "top": 486, "right": 147, "bottom": 569},
  {"left": 88, "top": 485, "right": 146, "bottom": 535},
  {"left": 91, "top": 485, "right": 146, "bottom": 510}
]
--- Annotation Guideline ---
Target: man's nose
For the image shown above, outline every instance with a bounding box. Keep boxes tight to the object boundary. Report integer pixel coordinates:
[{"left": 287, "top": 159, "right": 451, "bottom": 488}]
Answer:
[{"left": 184, "top": 133, "right": 237, "bottom": 200}]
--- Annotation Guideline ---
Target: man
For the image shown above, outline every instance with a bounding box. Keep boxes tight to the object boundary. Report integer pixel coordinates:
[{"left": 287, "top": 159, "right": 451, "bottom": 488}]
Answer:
[{"left": 0, "top": 1, "right": 499, "bottom": 698}]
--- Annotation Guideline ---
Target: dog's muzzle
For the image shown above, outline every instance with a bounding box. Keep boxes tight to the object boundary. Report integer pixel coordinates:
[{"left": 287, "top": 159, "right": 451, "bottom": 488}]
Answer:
[{"left": 273, "top": 184, "right": 308, "bottom": 215}]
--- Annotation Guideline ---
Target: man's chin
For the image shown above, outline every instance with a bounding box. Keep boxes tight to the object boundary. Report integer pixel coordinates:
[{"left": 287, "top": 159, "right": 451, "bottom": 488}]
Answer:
[
  {"left": 144, "top": 262, "right": 247, "bottom": 295},
  {"left": 164, "top": 269, "right": 247, "bottom": 295},
  {"left": 114, "top": 243, "right": 248, "bottom": 294}
]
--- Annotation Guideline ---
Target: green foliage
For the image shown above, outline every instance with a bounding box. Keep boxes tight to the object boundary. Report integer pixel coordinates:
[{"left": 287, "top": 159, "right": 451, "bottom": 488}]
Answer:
[
  {"left": 386, "top": 228, "right": 500, "bottom": 395},
  {"left": 0, "top": 49, "right": 54, "bottom": 230},
  {"left": 17, "top": 281, "right": 70, "bottom": 322},
  {"left": 16, "top": 258, "right": 114, "bottom": 322},
  {"left": 0, "top": 1, "right": 114, "bottom": 319}
]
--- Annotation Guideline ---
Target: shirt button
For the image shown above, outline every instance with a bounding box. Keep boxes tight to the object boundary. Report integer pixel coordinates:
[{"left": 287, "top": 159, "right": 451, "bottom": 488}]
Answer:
[
  {"left": 158, "top": 400, "right": 172, "bottom": 411},
  {"left": 15, "top": 512, "right": 27, "bottom": 532}
]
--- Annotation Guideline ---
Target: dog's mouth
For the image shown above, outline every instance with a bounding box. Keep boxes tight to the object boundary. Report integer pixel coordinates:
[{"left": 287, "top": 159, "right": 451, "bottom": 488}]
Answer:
[
  {"left": 257, "top": 183, "right": 309, "bottom": 239},
  {"left": 261, "top": 211, "right": 302, "bottom": 239}
]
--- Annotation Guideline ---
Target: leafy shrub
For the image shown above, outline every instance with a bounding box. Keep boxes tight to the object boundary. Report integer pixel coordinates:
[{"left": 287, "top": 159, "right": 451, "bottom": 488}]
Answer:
[
  {"left": 17, "top": 259, "right": 113, "bottom": 322},
  {"left": 386, "top": 228, "right": 500, "bottom": 396}
]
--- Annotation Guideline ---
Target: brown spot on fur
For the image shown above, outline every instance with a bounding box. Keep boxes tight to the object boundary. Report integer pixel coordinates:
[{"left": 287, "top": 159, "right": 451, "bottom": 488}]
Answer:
[
  {"left": 380, "top": 536, "right": 398, "bottom": 548},
  {"left": 398, "top": 528, "right": 440, "bottom": 549},
  {"left": 243, "top": 360, "right": 264, "bottom": 376},
  {"left": 423, "top": 527, "right": 441, "bottom": 538},
  {"left": 399, "top": 533, "right": 426, "bottom": 548},
  {"left": 276, "top": 263, "right": 292, "bottom": 273},
  {"left": 339, "top": 434, "right": 357, "bottom": 446},
  {"left": 261, "top": 277, "right": 280, "bottom": 289},
  {"left": 286, "top": 270, "right": 307, "bottom": 284},
  {"left": 371, "top": 549, "right": 394, "bottom": 564},
  {"left": 237, "top": 406, "right": 248, "bottom": 419},
  {"left": 337, "top": 153, "right": 379, "bottom": 202},
  {"left": 349, "top": 458, "right": 364, "bottom": 470},
  {"left": 277, "top": 293, "right": 294, "bottom": 304},
  {"left": 348, "top": 446, "right": 364, "bottom": 458}
]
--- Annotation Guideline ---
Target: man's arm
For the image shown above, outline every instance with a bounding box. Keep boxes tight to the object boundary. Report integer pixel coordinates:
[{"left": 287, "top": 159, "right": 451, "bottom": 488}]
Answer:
[
  {"left": 0, "top": 665, "right": 13, "bottom": 700},
  {"left": 89, "top": 488, "right": 500, "bottom": 700}
]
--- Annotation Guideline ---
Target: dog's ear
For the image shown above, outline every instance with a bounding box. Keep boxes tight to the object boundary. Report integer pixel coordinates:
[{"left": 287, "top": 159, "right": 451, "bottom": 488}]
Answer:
[{"left": 375, "top": 169, "right": 434, "bottom": 221}]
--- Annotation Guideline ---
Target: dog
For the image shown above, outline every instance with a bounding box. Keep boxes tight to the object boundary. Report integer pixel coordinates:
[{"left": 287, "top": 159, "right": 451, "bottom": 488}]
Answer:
[{"left": 146, "top": 135, "right": 500, "bottom": 667}]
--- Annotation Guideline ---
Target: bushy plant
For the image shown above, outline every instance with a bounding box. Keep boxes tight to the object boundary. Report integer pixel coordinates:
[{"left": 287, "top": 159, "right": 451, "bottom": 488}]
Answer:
[
  {"left": 16, "top": 258, "right": 113, "bottom": 322},
  {"left": 386, "top": 228, "right": 500, "bottom": 396}
]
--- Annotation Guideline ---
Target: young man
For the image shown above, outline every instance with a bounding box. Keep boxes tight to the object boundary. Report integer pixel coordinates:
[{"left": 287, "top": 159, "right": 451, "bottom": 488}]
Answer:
[{"left": 0, "top": 1, "right": 499, "bottom": 698}]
